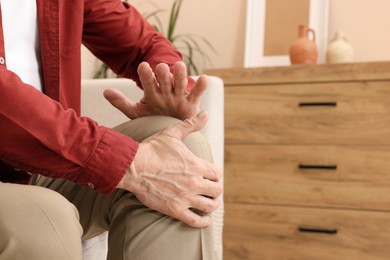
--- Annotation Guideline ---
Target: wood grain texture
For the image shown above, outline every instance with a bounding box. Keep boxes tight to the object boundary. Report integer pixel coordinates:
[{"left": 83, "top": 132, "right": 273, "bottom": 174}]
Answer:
[
  {"left": 225, "top": 145, "right": 390, "bottom": 210},
  {"left": 225, "top": 81, "right": 390, "bottom": 145},
  {"left": 205, "top": 61, "right": 390, "bottom": 86},
  {"left": 224, "top": 203, "right": 390, "bottom": 260},
  {"left": 216, "top": 63, "right": 390, "bottom": 260}
]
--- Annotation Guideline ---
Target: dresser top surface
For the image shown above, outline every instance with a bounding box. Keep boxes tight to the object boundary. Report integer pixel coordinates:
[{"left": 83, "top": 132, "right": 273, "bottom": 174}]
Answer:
[{"left": 205, "top": 61, "right": 390, "bottom": 86}]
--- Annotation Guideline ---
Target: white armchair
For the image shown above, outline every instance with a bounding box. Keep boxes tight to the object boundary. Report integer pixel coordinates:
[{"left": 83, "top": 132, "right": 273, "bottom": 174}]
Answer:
[{"left": 80, "top": 77, "right": 224, "bottom": 260}]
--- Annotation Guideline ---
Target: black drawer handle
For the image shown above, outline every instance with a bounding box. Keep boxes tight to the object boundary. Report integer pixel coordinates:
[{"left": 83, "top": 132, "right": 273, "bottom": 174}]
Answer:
[
  {"left": 299, "top": 102, "right": 337, "bottom": 107},
  {"left": 298, "top": 227, "right": 338, "bottom": 235},
  {"left": 299, "top": 164, "right": 337, "bottom": 170}
]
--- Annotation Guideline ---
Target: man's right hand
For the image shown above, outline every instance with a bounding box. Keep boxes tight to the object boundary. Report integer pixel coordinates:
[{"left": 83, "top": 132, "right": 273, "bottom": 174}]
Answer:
[
  {"left": 116, "top": 112, "right": 223, "bottom": 228},
  {"left": 103, "top": 61, "right": 207, "bottom": 120}
]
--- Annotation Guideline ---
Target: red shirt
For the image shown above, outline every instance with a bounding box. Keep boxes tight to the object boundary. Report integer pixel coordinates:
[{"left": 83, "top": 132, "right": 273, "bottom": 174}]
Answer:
[{"left": 0, "top": 0, "right": 184, "bottom": 194}]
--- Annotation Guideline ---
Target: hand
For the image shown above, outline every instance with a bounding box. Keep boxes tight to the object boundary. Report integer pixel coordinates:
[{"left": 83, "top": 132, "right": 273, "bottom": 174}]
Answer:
[
  {"left": 104, "top": 61, "right": 208, "bottom": 120},
  {"left": 116, "top": 112, "right": 223, "bottom": 228}
]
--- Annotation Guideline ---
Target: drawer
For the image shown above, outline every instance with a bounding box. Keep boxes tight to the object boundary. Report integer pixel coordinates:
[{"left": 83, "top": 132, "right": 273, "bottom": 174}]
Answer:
[
  {"left": 225, "top": 81, "right": 390, "bottom": 145},
  {"left": 224, "top": 203, "right": 390, "bottom": 260},
  {"left": 225, "top": 144, "right": 390, "bottom": 211}
]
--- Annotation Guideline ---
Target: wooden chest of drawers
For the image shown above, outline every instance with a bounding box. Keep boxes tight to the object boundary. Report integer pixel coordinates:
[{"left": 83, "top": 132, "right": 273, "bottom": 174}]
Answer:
[{"left": 206, "top": 62, "right": 390, "bottom": 260}]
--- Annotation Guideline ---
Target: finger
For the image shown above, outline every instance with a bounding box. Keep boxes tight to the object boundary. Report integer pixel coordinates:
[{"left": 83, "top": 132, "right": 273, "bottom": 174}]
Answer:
[
  {"left": 137, "top": 62, "right": 158, "bottom": 98},
  {"left": 155, "top": 63, "right": 173, "bottom": 96},
  {"left": 103, "top": 88, "right": 138, "bottom": 119},
  {"left": 180, "top": 209, "right": 213, "bottom": 228},
  {"left": 198, "top": 178, "right": 223, "bottom": 199},
  {"left": 200, "top": 160, "right": 223, "bottom": 182},
  {"left": 173, "top": 61, "right": 188, "bottom": 96},
  {"left": 163, "top": 111, "right": 208, "bottom": 140},
  {"left": 188, "top": 75, "right": 208, "bottom": 103},
  {"left": 190, "top": 195, "right": 219, "bottom": 213}
]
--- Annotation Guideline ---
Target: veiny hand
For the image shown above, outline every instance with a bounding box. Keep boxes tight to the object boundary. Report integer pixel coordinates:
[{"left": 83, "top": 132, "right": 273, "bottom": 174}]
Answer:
[
  {"left": 103, "top": 61, "right": 208, "bottom": 120},
  {"left": 116, "top": 112, "right": 223, "bottom": 228}
]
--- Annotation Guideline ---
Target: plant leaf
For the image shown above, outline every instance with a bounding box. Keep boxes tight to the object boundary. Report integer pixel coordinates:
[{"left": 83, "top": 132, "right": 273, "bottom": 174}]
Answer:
[{"left": 167, "top": 0, "right": 183, "bottom": 41}]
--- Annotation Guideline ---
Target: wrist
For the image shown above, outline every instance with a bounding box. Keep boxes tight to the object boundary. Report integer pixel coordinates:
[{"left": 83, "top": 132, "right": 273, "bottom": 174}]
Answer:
[{"left": 117, "top": 162, "right": 138, "bottom": 191}]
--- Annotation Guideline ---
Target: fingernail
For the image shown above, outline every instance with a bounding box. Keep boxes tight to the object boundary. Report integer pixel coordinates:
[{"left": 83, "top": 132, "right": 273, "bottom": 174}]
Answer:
[{"left": 197, "top": 111, "right": 207, "bottom": 119}]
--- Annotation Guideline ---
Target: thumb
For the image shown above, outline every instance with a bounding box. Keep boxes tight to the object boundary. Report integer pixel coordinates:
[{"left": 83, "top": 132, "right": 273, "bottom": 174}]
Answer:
[
  {"left": 163, "top": 111, "right": 208, "bottom": 140},
  {"left": 103, "top": 88, "right": 138, "bottom": 119}
]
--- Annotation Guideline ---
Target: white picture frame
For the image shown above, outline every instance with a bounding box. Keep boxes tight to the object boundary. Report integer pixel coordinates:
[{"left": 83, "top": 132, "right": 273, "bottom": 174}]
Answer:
[{"left": 244, "top": 0, "right": 329, "bottom": 67}]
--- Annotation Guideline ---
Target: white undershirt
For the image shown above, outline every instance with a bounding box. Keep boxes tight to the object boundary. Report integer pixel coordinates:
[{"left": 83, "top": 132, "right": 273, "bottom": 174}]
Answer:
[{"left": 0, "top": 0, "right": 43, "bottom": 91}]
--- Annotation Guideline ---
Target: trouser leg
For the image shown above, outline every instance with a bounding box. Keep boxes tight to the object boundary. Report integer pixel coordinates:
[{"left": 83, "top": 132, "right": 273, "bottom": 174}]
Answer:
[
  {"left": 0, "top": 182, "right": 83, "bottom": 260},
  {"left": 32, "top": 116, "right": 216, "bottom": 260}
]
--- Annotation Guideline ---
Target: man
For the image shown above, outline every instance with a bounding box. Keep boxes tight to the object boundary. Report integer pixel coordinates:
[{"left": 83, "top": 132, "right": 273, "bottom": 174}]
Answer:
[{"left": 0, "top": 0, "right": 222, "bottom": 259}]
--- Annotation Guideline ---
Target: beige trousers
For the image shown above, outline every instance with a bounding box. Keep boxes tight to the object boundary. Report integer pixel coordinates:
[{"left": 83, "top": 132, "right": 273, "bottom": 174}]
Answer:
[{"left": 0, "top": 116, "right": 215, "bottom": 260}]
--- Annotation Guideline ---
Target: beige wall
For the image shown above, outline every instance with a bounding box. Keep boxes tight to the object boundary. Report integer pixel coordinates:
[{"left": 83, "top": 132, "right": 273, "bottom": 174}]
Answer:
[
  {"left": 328, "top": 0, "right": 390, "bottom": 62},
  {"left": 82, "top": 0, "right": 390, "bottom": 77},
  {"left": 132, "top": 0, "right": 390, "bottom": 70},
  {"left": 130, "top": 0, "right": 247, "bottom": 72}
]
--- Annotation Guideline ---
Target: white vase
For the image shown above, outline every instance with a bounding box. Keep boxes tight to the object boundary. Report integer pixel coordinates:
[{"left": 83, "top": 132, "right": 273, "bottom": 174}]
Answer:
[{"left": 326, "top": 31, "right": 354, "bottom": 64}]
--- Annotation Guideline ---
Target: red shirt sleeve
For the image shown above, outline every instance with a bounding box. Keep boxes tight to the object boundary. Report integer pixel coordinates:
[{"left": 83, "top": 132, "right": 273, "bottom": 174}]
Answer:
[
  {"left": 82, "top": 0, "right": 195, "bottom": 90},
  {"left": 0, "top": 0, "right": 192, "bottom": 194},
  {"left": 0, "top": 70, "right": 138, "bottom": 194}
]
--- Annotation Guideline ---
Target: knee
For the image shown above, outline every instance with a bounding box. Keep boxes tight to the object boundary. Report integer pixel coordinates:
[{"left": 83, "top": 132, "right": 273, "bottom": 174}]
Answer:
[
  {"left": 33, "top": 185, "right": 80, "bottom": 219},
  {"left": 0, "top": 184, "right": 82, "bottom": 259},
  {"left": 0, "top": 183, "right": 79, "bottom": 219},
  {"left": 182, "top": 130, "right": 214, "bottom": 163},
  {"left": 115, "top": 116, "right": 213, "bottom": 162},
  {"left": 0, "top": 184, "right": 81, "bottom": 234},
  {"left": 114, "top": 116, "right": 181, "bottom": 142}
]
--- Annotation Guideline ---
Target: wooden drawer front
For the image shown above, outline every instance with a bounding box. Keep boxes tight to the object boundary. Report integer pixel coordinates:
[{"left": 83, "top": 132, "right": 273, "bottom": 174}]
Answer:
[
  {"left": 225, "top": 81, "right": 390, "bottom": 145},
  {"left": 225, "top": 145, "right": 390, "bottom": 211},
  {"left": 224, "top": 203, "right": 390, "bottom": 260}
]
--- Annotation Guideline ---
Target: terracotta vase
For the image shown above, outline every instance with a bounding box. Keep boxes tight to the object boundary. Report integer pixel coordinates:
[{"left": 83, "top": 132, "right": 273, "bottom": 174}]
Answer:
[
  {"left": 326, "top": 31, "right": 354, "bottom": 64},
  {"left": 289, "top": 25, "right": 318, "bottom": 65}
]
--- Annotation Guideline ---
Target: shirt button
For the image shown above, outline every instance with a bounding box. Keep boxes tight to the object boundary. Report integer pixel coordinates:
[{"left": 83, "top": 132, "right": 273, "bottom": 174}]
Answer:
[
  {"left": 0, "top": 57, "right": 4, "bottom": 65},
  {"left": 87, "top": 182, "right": 95, "bottom": 189}
]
